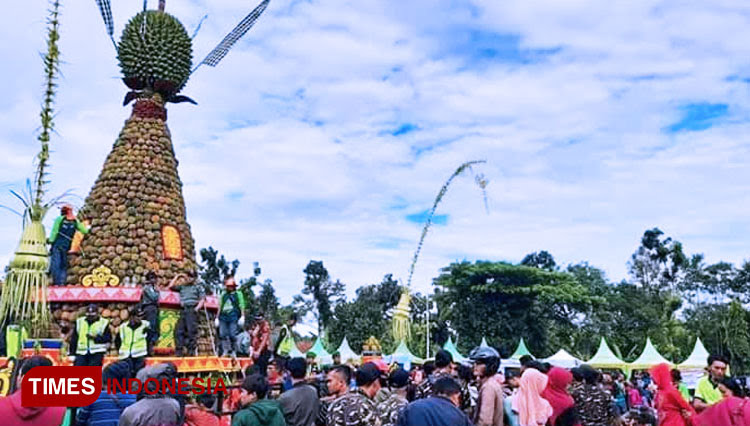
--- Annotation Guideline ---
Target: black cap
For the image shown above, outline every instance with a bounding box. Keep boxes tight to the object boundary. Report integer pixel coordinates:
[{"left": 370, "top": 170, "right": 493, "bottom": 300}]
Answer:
[
  {"left": 389, "top": 368, "right": 410, "bottom": 389},
  {"left": 356, "top": 362, "right": 381, "bottom": 387}
]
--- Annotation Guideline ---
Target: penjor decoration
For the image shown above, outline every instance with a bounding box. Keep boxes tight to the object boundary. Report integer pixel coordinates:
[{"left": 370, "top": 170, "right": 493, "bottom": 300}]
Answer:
[
  {"left": 0, "top": 0, "right": 66, "bottom": 332},
  {"left": 392, "top": 161, "right": 489, "bottom": 343},
  {"left": 70, "top": 0, "right": 271, "bottom": 286}
]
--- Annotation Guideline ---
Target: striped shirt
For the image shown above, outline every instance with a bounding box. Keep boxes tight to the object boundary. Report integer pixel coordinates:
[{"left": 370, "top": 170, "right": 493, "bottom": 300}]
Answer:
[{"left": 76, "top": 392, "right": 137, "bottom": 426}]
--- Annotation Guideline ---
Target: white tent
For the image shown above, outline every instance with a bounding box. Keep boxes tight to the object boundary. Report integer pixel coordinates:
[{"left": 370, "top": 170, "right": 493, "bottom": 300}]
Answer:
[
  {"left": 678, "top": 337, "right": 709, "bottom": 370},
  {"left": 544, "top": 349, "right": 583, "bottom": 369},
  {"left": 628, "top": 337, "right": 672, "bottom": 370},
  {"left": 288, "top": 341, "right": 306, "bottom": 358},
  {"left": 334, "top": 337, "right": 360, "bottom": 364}
]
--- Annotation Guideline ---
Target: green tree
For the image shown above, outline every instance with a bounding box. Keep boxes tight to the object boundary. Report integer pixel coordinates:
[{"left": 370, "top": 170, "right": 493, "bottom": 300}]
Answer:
[
  {"left": 521, "top": 251, "right": 557, "bottom": 271},
  {"left": 296, "top": 261, "right": 345, "bottom": 336},
  {"left": 721, "top": 300, "right": 750, "bottom": 374},
  {"left": 198, "top": 246, "right": 239, "bottom": 294},
  {"left": 433, "top": 260, "right": 598, "bottom": 356},
  {"left": 257, "top": 279, "right": 280, "bottom": 322}
]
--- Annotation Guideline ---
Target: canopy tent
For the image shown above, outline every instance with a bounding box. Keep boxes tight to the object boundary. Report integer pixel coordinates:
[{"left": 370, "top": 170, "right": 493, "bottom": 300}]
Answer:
[
  {"left": 480, "top": 337, "right": 491, "bottom": 348},
  {"left": 307, "top": 338, "right": 333, "bottom": 365},
  {"left": 586, "top": 337, "right": 627, "bottom": 369},
  {"left": 334, "top": 337, "right": 360, "bottom": 364},
  {"left": 678, "top": 337, "right": 710, "bottom": 370},
  {"left": 442, "top": 337, "right": 467, "bottom": 364},
  {"left": 509, "top": 338, "right": 533, "bottom": 360},
  {"left": 385, "top": 340, "right": 424, "bottom": 370},
  {"left": 289, "top": 341, "right": 306, "bottom": 358},
  {"left": 544, "top": 349, "right": 583, "bottom": 369},
  {"left": 629, "top": 337, "right": 672, "bottom": 370}
]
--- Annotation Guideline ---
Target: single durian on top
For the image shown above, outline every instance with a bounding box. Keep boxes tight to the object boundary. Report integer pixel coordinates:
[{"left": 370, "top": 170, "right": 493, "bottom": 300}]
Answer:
[{"left": 117, "top": 10, "right": 193, "bottom": 98}]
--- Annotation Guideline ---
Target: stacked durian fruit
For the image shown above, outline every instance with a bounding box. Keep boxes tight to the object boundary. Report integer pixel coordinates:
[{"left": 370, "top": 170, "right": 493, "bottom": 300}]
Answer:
[{"left": 68, "top": 8, "right": 197, "bottom": 287}]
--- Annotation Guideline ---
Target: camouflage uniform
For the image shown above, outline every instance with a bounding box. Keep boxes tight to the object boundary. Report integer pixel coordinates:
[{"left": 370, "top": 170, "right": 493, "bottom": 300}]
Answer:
[
  {"left": 376, "top": 392, "right": 408, "bottom": 426},
  {"left": 326, "top": 389, "right": 381, "bottom": 426},
  {"left": 417, "top": 371, "right": 471, "bottom": 411}
]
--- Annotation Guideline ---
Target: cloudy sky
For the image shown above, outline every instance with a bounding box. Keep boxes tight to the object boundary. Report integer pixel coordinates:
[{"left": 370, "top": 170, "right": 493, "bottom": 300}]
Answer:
[{"left": 2, "top": 0, "right": 750, "bottom": 302}]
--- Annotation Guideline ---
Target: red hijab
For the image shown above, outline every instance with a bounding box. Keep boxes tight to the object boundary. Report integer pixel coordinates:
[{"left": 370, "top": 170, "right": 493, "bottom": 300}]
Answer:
[
  {"left": 542, "top": 367, "right": 575, "bottom": 425},
  {"left": 694, "top": 396, "right": 750, "bottom": 426}
]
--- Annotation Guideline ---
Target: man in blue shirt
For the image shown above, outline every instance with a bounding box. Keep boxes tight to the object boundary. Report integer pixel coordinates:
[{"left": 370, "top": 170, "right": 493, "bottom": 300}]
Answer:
[{"left": 398, "top": 377, "right": 473, "bottom": 426}]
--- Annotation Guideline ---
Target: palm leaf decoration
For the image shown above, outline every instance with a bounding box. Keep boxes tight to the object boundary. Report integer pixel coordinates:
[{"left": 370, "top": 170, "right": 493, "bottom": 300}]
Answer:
[
  {"left": 0, "top": 0, "right": 65, "bottom": 333},
  {"left": 392, "top": 160, "right": 489, "bottom": 343}
]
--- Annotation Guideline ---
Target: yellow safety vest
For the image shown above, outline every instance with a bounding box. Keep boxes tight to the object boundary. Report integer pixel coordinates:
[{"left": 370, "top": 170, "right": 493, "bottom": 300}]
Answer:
[
  {"left": 278, "top": 324, "right": 295, "bottom": 356},
  {"left": 119, "top": 320, "right": 150, "bottom": 359},
  {"left": 76, "top": 317, "right": 110, "bottom": 355},
  {"left": 5, "top": 325, "right": 27, "bottom": 359}
]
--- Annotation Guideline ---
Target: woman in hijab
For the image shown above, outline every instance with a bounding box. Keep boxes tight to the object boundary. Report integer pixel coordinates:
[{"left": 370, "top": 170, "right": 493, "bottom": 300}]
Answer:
[
  {"left": 650, "top": 363, "right": 695, "bottom": 426},
  {"left": 512, "top": 368, "right": 553, "bottom": 426},
  {"left": 541, "top": 367, "right": 580, "bottom": 426},
  {"left": 693, "top": 392, "right": 750, "bottom": 426}
]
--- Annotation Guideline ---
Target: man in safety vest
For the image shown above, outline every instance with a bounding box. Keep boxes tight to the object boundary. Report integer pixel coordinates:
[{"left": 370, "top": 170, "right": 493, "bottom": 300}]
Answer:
[
  {"left": 69, "top": 303, "right": 111, "bottom": 366},
  {"left": 217, "top": 276, "right": 246, "bottom": 358},
  {"left": 116, "top": 305, "right": 150, "bottom": 376},
  {"left": 274, "top": 314, "right": 298, "bottom": 360}
]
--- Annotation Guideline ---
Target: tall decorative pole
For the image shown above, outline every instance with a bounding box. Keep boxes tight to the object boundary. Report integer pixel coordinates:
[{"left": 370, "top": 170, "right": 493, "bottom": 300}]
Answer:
[{"left": 0, "top": 0, "right": 64, "bottom": 332}]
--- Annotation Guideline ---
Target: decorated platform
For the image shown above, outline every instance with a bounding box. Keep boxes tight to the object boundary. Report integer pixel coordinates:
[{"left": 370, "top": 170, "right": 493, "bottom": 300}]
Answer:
[
  {"left": 47, "top": 286, "right": 218, "bottom": 309},
  {"left": 0, "top": 349, "right": 252, "bottom": 373}
]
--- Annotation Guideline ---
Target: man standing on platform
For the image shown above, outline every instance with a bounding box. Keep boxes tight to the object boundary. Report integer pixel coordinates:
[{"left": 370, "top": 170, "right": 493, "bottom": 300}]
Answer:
[
  {"left": 251, "top": 313, "right": 272, "bottom": 375},
  {"left": 274, "top": 314, "right": 298, "bottom": 360},
  {"left": 168, "top": 271, "right": 204, "bottom": 357},
  {"left": 140, "top": 271, "right": 161, "bottom": 356},
  {"left": 48, "top": 205, "right": 89, "bottom": 286},
  {"left": 218, "top": 276, "right": 245, "bottom": 358},
  {"left": 116, "top": 305, "right": 150, "bottom": 376},
  {"left": 69, "top": 303, "right": 111, "bottom": 366}
]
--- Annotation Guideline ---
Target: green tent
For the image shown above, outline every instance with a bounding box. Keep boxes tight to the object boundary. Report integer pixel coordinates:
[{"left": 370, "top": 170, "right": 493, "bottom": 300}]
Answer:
[
  {"left": 387, "top": 340, "right": 424, "bottom": 369},
  {"left": 629, "top": 337, "right": 671, "bottom": 370},
  {"left": 510, "top": 338, "right": 533, "bottom": 360},
  {"left": 586, "top": 337, "right": 627, "bottom": 369},
  {"left": 442, "top": 337, "right": 467, "bottom": 363},
  {"left": 678, "top": 337, "right": 709, "bottom": 370},
  {"left": 334, "top": 337, "right": 360, "bottom": 364},
  {"left": 307, "top": 338, "right": 333, "bottom": 365}
]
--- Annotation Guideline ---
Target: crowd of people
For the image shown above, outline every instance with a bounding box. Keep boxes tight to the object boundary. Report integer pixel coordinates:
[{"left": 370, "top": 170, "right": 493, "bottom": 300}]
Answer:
[{"left": 2, "top": 342, "right": 749, "bottom": 426}]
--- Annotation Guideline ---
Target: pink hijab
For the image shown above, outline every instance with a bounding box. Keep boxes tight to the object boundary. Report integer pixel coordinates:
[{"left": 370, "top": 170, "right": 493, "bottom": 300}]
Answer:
[{"left": 513, "top": 368, "right": 553, "bottom": 426}]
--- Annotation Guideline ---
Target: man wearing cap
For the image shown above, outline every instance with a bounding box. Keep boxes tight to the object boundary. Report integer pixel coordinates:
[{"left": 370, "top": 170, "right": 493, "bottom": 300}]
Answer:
[
  {"left": 327, "top": 362, "right": 383, "bottom": 426},
  {"left": 218, "top": 276, "right": 245, "bottom": 357},
  {"left": 167, "top": 271, "right": 204, "bottom": 357},
  {"left": 115, "top": 305, "right": 151, "bottom": 376},
  {"left": 48, "top": 205, "right": 89, "bottom": 286},
  {"left": 69, "top": 303, "right": 111, "bottom": 367},
  {"left": 139, "top": 270, "right": 160, "bottom": 356},
  {"left": 378, "top": 368, "right": 410, "bottom": 426},
  {"left": 397, "top": 377, "right": 473, "bottom": 426}
]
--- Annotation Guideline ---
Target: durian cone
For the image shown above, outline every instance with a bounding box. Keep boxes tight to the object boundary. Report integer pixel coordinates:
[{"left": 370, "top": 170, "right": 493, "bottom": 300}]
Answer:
[{"left": 70, "top": 95, "right": 197, "bottom": 286}]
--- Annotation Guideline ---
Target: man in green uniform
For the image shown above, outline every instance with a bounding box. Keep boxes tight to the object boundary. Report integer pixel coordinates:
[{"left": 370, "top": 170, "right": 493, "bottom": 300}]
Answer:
[
  {"left": 168, "top": 271, "right": 204, "bottom": 357},
  {"left": 69, "top": 304, "right": 111, "bottom": 366},
  {"left": 48, "top": 205, "right": 89, "bottom": 286},
  {"left": 327, "top": 362, "right": 382, "bottom": 426},
  {"left": 693, "top": 354, "right": 729, "bottom": 412},
  {"left": 218, "top": 276, "right": 245, "bottom": 357}
]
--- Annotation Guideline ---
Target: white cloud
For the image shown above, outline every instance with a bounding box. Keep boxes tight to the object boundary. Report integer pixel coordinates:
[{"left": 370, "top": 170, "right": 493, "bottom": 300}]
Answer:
[{"left": 2, "top": 0, "right": 750, "bottom": 302}]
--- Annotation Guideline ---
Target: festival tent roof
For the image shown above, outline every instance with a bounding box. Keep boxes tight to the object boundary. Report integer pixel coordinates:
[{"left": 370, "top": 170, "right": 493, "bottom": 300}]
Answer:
[
  {"left": 480, "top": 337, "right": 490, "bottom": 348},
  {"left": 544, "top": 349, "right": 583, "bottom": 369},
  {"left": 629, "top": 337, "right": 672, "bottom": 370},
  {"left": 510, "top": 338, "right": 533, "bottom": 360},
  {"left": 334, "top": 337, "right": 360, "bottom": 364},
  {"left": 307, "top": 338, "right": 333, "bottom": 365},
  {"left": 289, "top": 341, "right": 306, "bottom": 358},
  {"left": 678, "top": 337, "right": 710, "bottom": 370},
  {"left": 586, "top": 337, "right": 627, "bottom": 369},
  {"left": 442, "top": 337, "right": 467, "bottom": 364},
  {"left": 386, "top": 340, "right": 424, "bottom": 370}
]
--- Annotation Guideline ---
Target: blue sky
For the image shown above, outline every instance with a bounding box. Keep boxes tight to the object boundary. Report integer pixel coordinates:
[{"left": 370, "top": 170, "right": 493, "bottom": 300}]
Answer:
[{"left": 2, "top": 0, "right": 750, "bottom": 302}]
